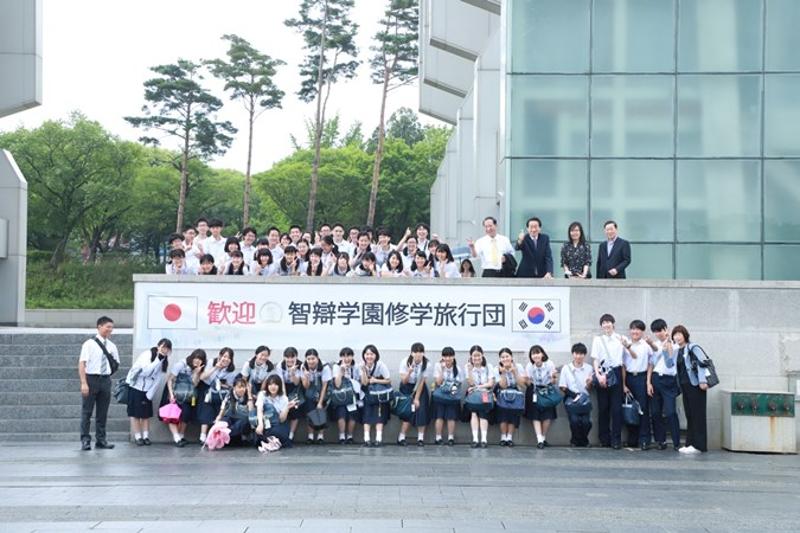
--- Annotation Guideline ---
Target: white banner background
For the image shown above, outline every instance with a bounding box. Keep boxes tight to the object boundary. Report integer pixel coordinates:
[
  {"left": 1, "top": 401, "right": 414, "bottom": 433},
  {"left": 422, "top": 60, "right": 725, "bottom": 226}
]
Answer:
[{"left": 134, "top": 282, "right": 571, "bottom": 355}]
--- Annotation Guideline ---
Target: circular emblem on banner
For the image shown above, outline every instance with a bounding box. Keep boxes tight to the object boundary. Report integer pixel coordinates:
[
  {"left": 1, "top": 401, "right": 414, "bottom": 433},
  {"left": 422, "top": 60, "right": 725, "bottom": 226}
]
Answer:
[
  {"left": 259, "top": 302, "right": 282, "bottom": 323},
  {"left": 164, "top": 303, "right": 182, "bottom": 322},
  {"left": 527, "top": 307, "right": 545, "bottom": 325}
]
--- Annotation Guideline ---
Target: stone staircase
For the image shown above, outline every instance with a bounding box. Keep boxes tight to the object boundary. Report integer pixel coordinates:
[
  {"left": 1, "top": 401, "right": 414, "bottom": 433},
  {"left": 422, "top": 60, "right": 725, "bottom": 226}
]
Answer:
[{"left": 0, "top": 331, "right": 132, "bottom": 442}]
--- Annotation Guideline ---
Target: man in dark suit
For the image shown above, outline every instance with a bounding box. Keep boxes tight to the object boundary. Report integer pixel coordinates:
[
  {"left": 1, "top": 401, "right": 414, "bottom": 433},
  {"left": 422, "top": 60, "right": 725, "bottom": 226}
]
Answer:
[
  {"left": 596, "top": 220, "right": 631, "bottom": 279},
  {"left": 515, "top": 217, "right": 553, "bottom": 278}
]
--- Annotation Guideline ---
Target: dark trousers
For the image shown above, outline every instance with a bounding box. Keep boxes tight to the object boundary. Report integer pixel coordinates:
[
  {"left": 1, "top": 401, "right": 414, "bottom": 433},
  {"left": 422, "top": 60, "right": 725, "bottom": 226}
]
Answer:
[
  {"left": 681, "top": 382, "right": 707, "bottom": 452},
  {"left": 625, "top": 373, "right": 651, "bottom": 446},
  {"left": 651, "top": 374, "right": 681, "bottom": 448},
  {"left": 566, "top": 408, "right": 592, "bottom": 446},
  {"left": 81, "top": 374, "right": 111, "bottom": 443},
  {"left": 481, "top": 269, "right": 502, "bottom": 278},
  {"left": 596, "top": 367, "right": 623, "bottom": 446}
]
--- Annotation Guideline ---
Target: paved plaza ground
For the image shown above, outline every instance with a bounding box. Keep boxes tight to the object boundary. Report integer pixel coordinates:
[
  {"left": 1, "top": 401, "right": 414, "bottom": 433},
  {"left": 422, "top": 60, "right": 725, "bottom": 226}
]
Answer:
[{"left": 0, "top": 442, "right": 798, "bottom": 532}]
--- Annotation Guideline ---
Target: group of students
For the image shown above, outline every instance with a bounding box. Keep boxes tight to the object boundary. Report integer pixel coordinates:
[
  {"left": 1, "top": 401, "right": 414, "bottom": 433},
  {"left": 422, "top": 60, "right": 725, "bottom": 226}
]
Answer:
[
  {"left": 124, "top": 315, "right": 711, "bottom": 453},
  {"left": 164, "top": 219, "right": 474, "bottom": 279}
]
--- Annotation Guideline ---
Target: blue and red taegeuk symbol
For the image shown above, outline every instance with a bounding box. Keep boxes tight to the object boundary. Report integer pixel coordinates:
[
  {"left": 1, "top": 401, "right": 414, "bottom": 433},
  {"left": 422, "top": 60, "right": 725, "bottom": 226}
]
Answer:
[{"left": 527, "top": 307, "right": 546, "bottom": 325}]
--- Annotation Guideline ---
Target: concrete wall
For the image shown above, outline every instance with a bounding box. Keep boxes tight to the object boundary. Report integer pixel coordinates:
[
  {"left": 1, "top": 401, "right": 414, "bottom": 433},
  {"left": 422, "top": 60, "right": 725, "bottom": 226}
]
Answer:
[
  {"left": 24, "top": 309, "right": 133, "bottom": 328},
  {"left": 131, "top": 276, "right": 800, "bottom": 448}
]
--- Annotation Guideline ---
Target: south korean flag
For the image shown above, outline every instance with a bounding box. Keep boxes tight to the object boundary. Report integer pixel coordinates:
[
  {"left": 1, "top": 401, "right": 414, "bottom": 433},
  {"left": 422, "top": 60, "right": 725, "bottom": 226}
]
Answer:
[{"left": 512, "top": 300, "right": 562, "bottom": 333}]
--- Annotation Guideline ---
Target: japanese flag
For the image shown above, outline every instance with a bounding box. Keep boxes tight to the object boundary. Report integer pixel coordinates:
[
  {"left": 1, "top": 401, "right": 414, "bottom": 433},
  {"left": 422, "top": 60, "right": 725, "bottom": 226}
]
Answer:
[
  {"left": 148, "top": 296, "right": 198, "bottom": 330},
  {"left": 511, "top": 299, "right": 562, "bottom": 333}
]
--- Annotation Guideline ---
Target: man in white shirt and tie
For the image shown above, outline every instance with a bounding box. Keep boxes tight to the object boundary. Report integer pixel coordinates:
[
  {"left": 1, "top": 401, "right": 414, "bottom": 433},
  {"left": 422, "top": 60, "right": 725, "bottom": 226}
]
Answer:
[
  {"left": 78, "top": 316, "right": 120, "bottom": 450},
  {"left": 468, "top": 216, "right": 514, "bottom": 277}
]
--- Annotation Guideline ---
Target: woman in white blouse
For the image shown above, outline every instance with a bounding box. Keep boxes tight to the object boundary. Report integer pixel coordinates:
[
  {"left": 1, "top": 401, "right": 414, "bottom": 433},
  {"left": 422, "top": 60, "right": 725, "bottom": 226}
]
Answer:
[
  {"left": 127, "top": 339, "right": 171, "bottom": 446},
  {"left": 524, "top": 345, "right": 559, "bottom": 449}
]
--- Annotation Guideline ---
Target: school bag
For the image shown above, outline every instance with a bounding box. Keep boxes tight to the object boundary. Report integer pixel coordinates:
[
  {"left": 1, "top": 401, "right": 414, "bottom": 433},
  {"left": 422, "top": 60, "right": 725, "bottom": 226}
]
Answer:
[
  {"left": 496, "top": 387, "right": 525, "bottom": 413},
  {"left": 390, "top": 391, "right": 413, "bottom": 420},
  {"left": 249, "top": 399, "right": 280, "bottom": 428},
  {"left": 327, "top": 377, "right": 356, "bottom": 407},
  {"left": 465, "top": 389, "right": 495, "bottom": 413},
  {"left": 364, "top": 364, "right": 392, "bottom": 405},
  {"left": 622, "top": 392, "right": 643, "bottom": 426},
  {"left": 173, "top": 373, "right": 196, "bottom": 404},
  {"left": 688, "top": 344, "right": 720, "bottom": 388},
  {"left": 563, "top": 365, "right": 592, "bottom": 415},
  {"left": 113, "top": 378, "right": 130, "bottom": 404},
  {"left": 92, "top": 337, "right": 119, "bottom": 375},
  {"left": 534, "top": 384, "right": 563, "bottom": 409},
  {"left": 432, "top": 380, "right": 463, "bottom": 405}
]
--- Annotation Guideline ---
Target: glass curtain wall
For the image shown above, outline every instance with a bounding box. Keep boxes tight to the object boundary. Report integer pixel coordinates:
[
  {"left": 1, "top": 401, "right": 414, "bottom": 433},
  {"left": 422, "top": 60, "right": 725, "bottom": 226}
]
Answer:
[{"left": 506, "top": 0, "right": 800, "bottom": 279}]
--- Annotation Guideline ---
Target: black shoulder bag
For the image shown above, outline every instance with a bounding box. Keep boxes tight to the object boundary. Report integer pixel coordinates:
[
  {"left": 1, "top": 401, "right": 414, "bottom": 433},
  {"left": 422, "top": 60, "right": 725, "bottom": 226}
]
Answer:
[{"left": 93, "top": 338, "right": 119, "bottom": 375}]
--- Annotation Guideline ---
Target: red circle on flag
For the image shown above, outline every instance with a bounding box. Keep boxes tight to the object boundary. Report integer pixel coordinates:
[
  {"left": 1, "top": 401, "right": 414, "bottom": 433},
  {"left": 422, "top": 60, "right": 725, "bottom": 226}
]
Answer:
[{"left": 164, "top": 304, "right": 182, "bottom": 322}]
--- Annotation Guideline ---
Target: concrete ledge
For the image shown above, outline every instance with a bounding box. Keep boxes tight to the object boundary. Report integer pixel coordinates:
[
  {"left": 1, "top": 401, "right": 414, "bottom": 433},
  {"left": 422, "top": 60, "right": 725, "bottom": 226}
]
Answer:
[{"left": 24, "top": 309, "right": 132, "bottom": 328}]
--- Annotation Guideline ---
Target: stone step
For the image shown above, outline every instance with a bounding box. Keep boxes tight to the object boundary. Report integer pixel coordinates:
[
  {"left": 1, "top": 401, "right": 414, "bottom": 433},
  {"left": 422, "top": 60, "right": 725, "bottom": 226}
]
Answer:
[
  {"left": 0, "top": 333, "right": 133, "bottom": 345},
  {"left": 0, "top": 417, "right": 131, "bottom": 433},
  {"left": 0, "top": 391, "right": 107, "bottom": 405},
  {"left": 0, "top": 431, "right": 131, "bottom": 442},
  {"left": 0, "top": 354, "right": 136, "bottom": 367},
  {"left": 1, "top": 379, "right": 91, "bottom": 392},
  {"left": 0, "top": 404, "right": 129, "bottom": 419},
  {"left": 0, "top": 367, "right": 132, "bottom": 379},
  {"left": 0, "top": 344, "right": 133, "bottom": 356}
]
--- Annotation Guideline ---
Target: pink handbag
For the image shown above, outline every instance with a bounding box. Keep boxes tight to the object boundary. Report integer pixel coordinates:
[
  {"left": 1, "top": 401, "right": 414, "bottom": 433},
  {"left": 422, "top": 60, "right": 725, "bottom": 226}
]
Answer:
[{"left": 158, "top": 402, "right": 182, "bottom": 425}]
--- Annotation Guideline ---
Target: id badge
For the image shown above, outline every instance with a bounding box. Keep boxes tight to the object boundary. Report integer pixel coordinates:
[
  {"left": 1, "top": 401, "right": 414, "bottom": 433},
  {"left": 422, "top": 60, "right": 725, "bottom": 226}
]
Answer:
[
  {"left": 346, "top": 403, "right": 357, "bottom": 412},
  {"left": 532, "top": 392, "right": 538, "bottom": 403},
  {"left": 264, "top": 418, "right": 271, "bottom": 429}
]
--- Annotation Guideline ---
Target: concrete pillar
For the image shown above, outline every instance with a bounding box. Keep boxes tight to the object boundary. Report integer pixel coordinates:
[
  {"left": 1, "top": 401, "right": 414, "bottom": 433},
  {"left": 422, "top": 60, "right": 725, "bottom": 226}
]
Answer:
[
  {"left": 0, "top": 150, "right": 27, "bottom": 325},
  {"left": 0, "top": 0, "right": 43, "bottom": 118},
  {"left": 456, "top": 89, "right": 475, "bottom": 245},
  {"left": 472, "top": 31, "right": 501, "bottom": 233}
]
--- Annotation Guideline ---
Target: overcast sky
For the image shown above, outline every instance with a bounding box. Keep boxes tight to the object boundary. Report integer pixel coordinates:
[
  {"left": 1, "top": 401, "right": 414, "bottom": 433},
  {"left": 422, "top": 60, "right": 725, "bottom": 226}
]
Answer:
[{"left": 0, "top": 0, "right": 438, "bottom": 173}]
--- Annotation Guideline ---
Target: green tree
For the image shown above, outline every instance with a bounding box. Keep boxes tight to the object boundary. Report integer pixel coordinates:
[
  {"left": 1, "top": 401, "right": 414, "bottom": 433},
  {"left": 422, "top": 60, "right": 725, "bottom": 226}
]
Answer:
[
  {"left": 367, "top": 0, "right": 419, "bottom": 226},
  {"left": 286, "top": 0, "right": 360, "bottom": 232},
  {"left": 125, "top": 59, "right": 236, "bottom": 232},
  {"left": 207, "top": 34, "right": 285, "bottom": 227},
  {"left": 0, "top": 114, "right": 141, "bottom": 266}
]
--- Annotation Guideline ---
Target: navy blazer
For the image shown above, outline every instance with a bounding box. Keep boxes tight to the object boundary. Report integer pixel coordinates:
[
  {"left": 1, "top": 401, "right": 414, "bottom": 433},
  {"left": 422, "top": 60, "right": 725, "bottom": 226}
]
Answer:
[
  {"left": 515, "top": 233, "right": 553, "bottom": 278},
  {"left": 596, "top": 237, "right": 631, "bottom": 279}
]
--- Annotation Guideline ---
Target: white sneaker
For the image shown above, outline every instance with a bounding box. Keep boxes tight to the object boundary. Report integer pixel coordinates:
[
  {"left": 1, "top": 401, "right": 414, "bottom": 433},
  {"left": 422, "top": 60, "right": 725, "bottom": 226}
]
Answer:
[{"left": 679, "top": 445, "right": 700, "bottom": 454}]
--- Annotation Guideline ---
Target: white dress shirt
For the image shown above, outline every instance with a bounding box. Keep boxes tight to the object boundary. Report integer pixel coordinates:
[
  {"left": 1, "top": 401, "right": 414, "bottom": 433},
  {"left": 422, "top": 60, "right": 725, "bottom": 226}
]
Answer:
[
  {"left": 473, "top": 234, "right": 513, "bottom": 271},
  {"left": 79, "top": 335, "right": 120, "bottom": 375}
]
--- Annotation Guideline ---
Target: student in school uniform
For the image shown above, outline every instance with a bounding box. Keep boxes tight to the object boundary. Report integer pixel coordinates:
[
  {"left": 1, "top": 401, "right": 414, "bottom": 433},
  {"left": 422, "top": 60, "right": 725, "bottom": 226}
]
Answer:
[
  {"left": 524, "top": 345, "right": 559, "bottom": 449},
  {"left": 359, "top": 344, "right": 391, "bottom": 447},
  {"left": 182, "top": 225, "right": 202, "bottom": 272},
  {"left": 349, "top": 231, "right": 373, "bottom": 269},
  {"left": 374, "top": 228, "right": 395, "bottom": 268},
  {"left": 400, "top": 236, "right": 421, "bottom": 271},
  {"left": 397, "top": 343, "right": 432, "bottom": 446},
  {"left": 326, "top": 252, "right": 351, "bottom": 277},
  {"left": 279, "top": 347, "right": 305, "bottom": 443},
  {"left": 241, "top": 345, "right": 276, "bottom": 401},
  {"left": 255, "top": 374, "right": 298, "bottom": 451},
  {"left": 409, "top": 250, "right": 432, "bottom": 278},
  {"left": 221, "top": 236, "right": 241, "bottom": 269},
  {"left": 265, "top": 227, "right": 285, "bottom": 263},
  {"left": 197, "top": 348, "right": 238, "bottom": 444},
  {"left": 198, "top": 254, "right": 218, "bottom": 275},
  {"left": 223, "top": 250, "right": 249, "bottom": 275},
  {"left": 348, "top": 252, "right": 378, "bottom": 277},
  {"left": 621, "top": 320, "right": 653, "bottom": 450},
  {"left": 464, "top": 345, "right": 496, "bottom": 448},
  {"left": 559, "top": 343, "right": 594, "bottom": 447},
  {"left": 301, "top": 348, "right": 332, "bottom": 444},
  {"left": 459, "top": 258, "right": 476, "bottom": 278},
  {"left": 78, "top": 316, "right": 120, "bottom": 451},
  {"left": 330, "top": 347, "right": 363, "bottom": 444},
  {"left": 305, "top": 248, "right": 325, "bottom": 277},
  {"left": 495, "top": 347, "right": 527, "bottom": 447},
  {"left": 279, "top": 245, "right": 302, "bottom": 276},
  {"left": 434, "top": 244, "right": 461, "bottom": 279},
  {"left": 127, "top": 339, "right": 172, "bottom": 446},
  {"left": 213, "top": 376, "right": 252, "bottom": 446},
  {"left": 239, "top": 227, "right": 258, "bottom": 268},
  {"left": 673, "top": 325, "right": 709, "bottom": 454},
  {"left": 204, "top": 219, "right": 227, "bottom": 268},
  {"left": 296, "top": 239, "right": 311, "bottom": 273},
  {"left": 591, "top": 313, "right": 626, "bottom": 449},
  {"left": 160, "top": 348, "right": 206, "bottom": 447},
  {"left": 432, "top": 346, "right": 462, "bottom": 445},
  {"left": 379, "top": 250, "right": 407, "bottom": 278},
  {"left": 646, "top": 318, "right": 681, "bottom": 451},
  {"left": 319, "top": 235, "right": 338, "bottom": 270},
  {"left": 165, "top": 249, "right": 195, "bottom": 275},
  {"left": 252, "top": 249, "right": 278, "bottom": 277}
]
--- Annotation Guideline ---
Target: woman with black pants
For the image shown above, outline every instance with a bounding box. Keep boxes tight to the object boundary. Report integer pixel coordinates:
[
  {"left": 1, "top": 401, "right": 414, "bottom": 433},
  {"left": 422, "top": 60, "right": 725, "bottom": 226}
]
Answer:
[{"left": 672, "top": 325, "right": 708, "bottom": 454}]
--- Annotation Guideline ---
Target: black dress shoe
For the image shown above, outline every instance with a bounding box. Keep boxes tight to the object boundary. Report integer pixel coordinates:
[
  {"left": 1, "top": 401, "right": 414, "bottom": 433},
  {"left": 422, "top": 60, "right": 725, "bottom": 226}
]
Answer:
[
  {"left": 175, "top": 439, "right": 186, "bottom": 448},
  {"left": 507, "top": 440, "right": 514, "bottom": 448},
  {"left": 346, "top": 437, "right": 354, "bottom": 445},
  {"left": 397, "top": 439, "right": 407, "bottom": 447},
  {"left": 537, "top": 442, "right": 545, "bottom": 449},
  {"left": 612, "top": 444, "right": 621, "bottom": 450},
  {"left": 143, "top": 438, "right": 152, "bottom": 446},
  {"left": 447, "top": 438, "right": 455, "bottom": 446},
  {"left": 95, "top": 441, "right": 115, "bottom": 449},
  {"left": 178, "top": 438, "right": 189, "bottom": 447},
  {"left": 339, "top": 438, "right": 346, "bottom": 445},
  {"left": 362, "top": 441, "right": 372, "bottom": 448},
  {"left": 435, "top": 438, "right": 443, "bottom": 445},
  {"left": 480, "top": 442, "right": 488, "bottom": 448},
  {"left": 657, "top": 442, "right": 668, "bottom": 451},
  {"left": 543, "top": 440, "right": 551, "bottom": 447},
  {"left": 499, "top": 440, "right": 507, "bottom": 447},
  {"left": 417, "top": 440, "right": 425, "bottom": 447},
  {"left": 135, "top": 438, "right": 144, "bottom": 446},
  {"left": 640, "top": 443, "right": 650, "bottom": 451},
  {"left": 81, "top": 441, "right": 91, "bottom": 451},
  {"left": 373, "top": 441, "right": 382, "bottom": 448},
  {"left": 471, "top": 441, "right": 479, "bottom": 448}
]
